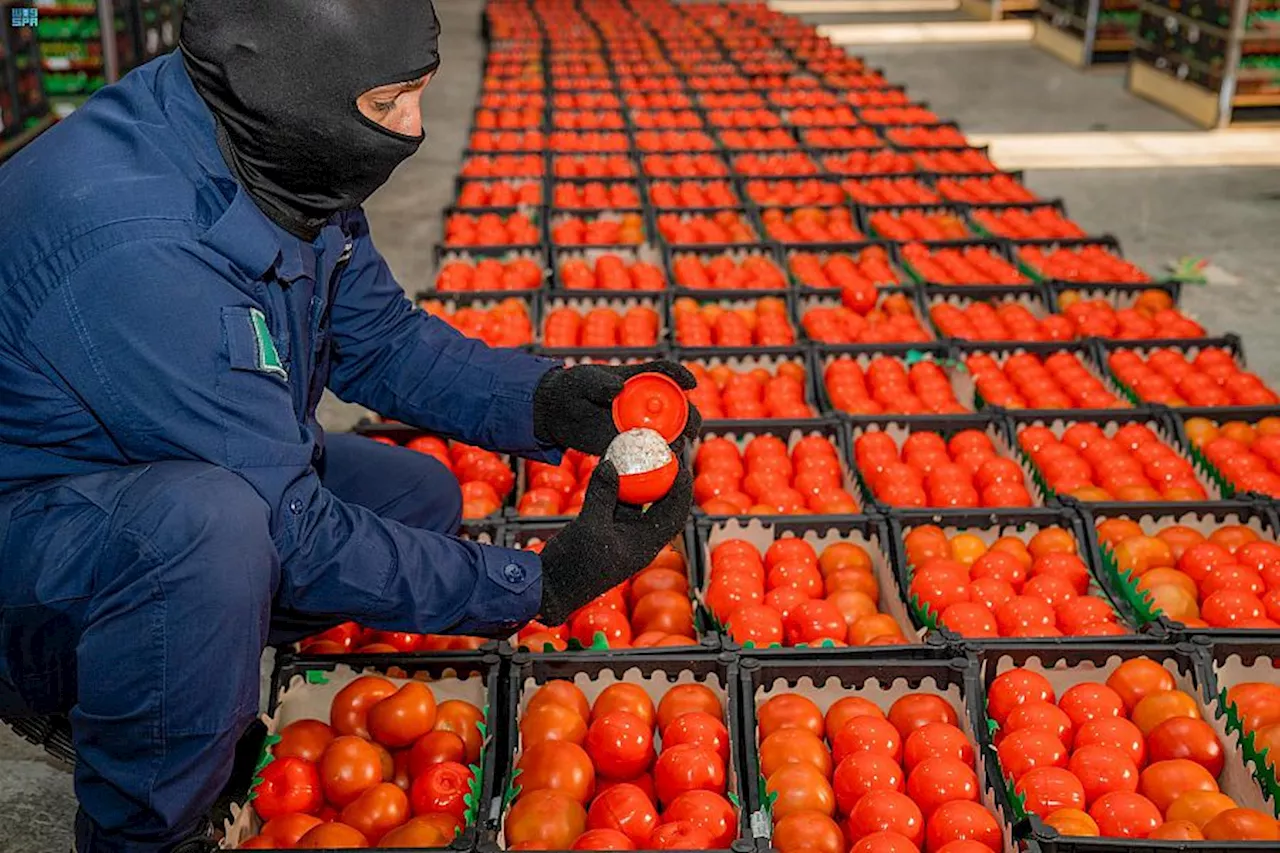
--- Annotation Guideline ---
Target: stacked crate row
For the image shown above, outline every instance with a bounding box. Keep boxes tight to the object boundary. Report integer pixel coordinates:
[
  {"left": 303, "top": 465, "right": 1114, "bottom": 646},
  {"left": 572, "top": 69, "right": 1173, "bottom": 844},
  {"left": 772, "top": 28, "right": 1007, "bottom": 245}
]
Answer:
[{"left": 222, "top": 0, "right": 1280, "bottom": 850}]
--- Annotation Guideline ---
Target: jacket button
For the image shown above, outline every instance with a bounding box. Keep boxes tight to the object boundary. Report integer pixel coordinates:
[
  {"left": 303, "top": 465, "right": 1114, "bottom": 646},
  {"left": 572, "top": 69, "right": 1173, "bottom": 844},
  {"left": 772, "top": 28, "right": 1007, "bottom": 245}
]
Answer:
[
  {"left": 289, "top": 498, "right": 304, "bottom": 515},
  {"left": 503, "top": 563, "right": 525, "bottom": 584}
]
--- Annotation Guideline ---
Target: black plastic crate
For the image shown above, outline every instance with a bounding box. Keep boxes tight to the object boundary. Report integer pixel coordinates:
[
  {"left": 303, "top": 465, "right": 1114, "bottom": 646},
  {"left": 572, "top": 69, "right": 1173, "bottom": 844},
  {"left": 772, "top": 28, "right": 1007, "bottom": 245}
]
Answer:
[
  {"left": 431, "top": 247, "right": 551, "bottom": 294},
  {"left": 415, "top": 290, "right": 538, "bottom": 350},
  {"left": 221, "top": 652, "right": 504, "bottom": 851},
  {"left": 1077, "top": 500, "right": 1280, "bottom": 636},
  {"left": 729, "top": 150, "right": 823, "bottom": 179},
  {"left": 664, "top": 244, "right": 788, "bottom": 294},
  {"left": 778, "top": 241, "right": 909, "bottom": 290},
  {"left": 794, "top": 286, "right": 935, "bottom": 347},
  {"left": 550, "top": 244, "right": 669, "bottom": 292},
  {"left": 738, "top": 655, "right": 1021, "bottom": 853},
  {"left": 503, "top": 521, "right": 718, "bottom": 653},
  {"left": 1163, "top": 404, "right": 1280, "bottom": 501},
  {"left": 479, "top": 652, "right": 755, "bottom": 853},
  {"left": 454, "top": 177, "right": 547, "bottom": 209},
  {"left": 898, "top": 239, "right": 1032, "bottom": 288},
  {"left": 844, "top": 413, "right": 1041, "bottom": 512},
  {"left": 951, "top": 340, "right": 1133, "bottom": 413},
  {"left": 1006, "top": 236, "right": 1147, "bottom": 285},
  {"left": 1094, "top": 335, "right": 1256, "bottom": 409},
  {"left": 887, "top": 507, "right": 1150, "bottom": 644},
  {"left": 1003, "top": 407, "right": 1228, "bottom": 507},
  {"left": 547, "top": 209, "right": 654, "bottom": 251},
  {"left": 440, "top": 206, "right": 546, "bottom": 255},
  {"left": 752, "top": 204, "right": 870, "bottom": 245},
  {"left": 671, "top": 292, "right": 798, "bottom": 350},
  {"left": 922, "top": 285, "right": 1055, "bottom": 344},
  {"left": 812, "top": 343, "right": 972, "bottom": 417},
  {"left": 537, "top": 293, "right": 668, "bottom": 354},
  {"left": 641, "top": 151, "right": 733, "bottom": 180},
  {"left": 675, "top": 347, "right": 822, "bottom": 422},
  {"left": 694, "top": 514, "right": 937, "bottom": 654},
  {"left": 974, "top": 640, "right": 1280, "bottom": 853},
  {"left": 647, "top": 177, "right": 744, "bottom": 210},
  {"left": 690, "top": 418, "right": 862, "bottom": 516},
  {"left": 654, "top": 207, "right": 765, "bottom": 249},
  {"left": 860, "top": 203, "right": 977, "bottom": 244}
]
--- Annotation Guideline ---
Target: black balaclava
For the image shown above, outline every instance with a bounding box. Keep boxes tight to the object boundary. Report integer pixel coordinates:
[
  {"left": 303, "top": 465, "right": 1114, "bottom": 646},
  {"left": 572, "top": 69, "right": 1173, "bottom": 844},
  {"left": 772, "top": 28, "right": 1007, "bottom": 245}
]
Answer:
[{"left": 180, "top": 0, "right": 441, "bottom": 241}]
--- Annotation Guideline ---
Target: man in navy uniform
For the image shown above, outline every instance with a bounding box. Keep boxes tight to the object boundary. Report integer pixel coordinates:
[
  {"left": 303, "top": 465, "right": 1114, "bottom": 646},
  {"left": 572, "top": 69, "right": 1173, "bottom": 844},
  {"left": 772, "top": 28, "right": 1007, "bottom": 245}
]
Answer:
[{"left": 0, "top": 2, "right": 696, "bottom": 849}]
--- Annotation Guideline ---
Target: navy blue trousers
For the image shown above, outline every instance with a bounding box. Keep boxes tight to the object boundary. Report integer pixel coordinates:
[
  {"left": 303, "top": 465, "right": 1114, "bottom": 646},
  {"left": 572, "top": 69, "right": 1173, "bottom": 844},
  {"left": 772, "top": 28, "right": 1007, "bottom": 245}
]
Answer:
[{"left": 0, "top": 434, "right": 460, "bottom": 852}]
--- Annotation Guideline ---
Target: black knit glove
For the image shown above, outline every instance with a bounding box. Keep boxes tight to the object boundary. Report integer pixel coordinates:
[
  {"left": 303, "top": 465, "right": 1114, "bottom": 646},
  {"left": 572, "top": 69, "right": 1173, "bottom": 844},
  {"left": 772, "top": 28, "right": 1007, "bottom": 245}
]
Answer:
[
  {"left": 533, "top": 361, "right": 702, "bottom": 456},
  {"left": 538, "top": 453, "right": 694, "bottom": 625}
]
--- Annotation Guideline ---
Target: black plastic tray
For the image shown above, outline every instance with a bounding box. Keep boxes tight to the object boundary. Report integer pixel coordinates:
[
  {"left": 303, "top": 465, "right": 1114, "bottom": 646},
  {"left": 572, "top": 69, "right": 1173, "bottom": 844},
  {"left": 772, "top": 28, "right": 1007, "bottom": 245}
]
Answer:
[{"left": 674, "top": 347, "right": 824, "bottom": 422}]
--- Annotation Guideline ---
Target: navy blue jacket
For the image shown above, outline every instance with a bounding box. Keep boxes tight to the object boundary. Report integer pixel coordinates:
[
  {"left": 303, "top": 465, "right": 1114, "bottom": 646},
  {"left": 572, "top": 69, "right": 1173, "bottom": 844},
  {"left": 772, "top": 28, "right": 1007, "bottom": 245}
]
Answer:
[{"left": 0, "top": 53, "right": 557, "bottom": 635}]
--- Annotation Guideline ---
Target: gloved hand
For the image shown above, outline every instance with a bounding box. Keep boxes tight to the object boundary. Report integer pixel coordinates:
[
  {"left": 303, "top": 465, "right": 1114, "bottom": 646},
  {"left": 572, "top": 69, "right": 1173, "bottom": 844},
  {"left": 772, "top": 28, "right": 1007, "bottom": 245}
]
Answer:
[
  {"left": 538, "top": 450, "right": 694, "bottom": 625},
  {"left": 533, "top": 360, "right": 702, "bottom": 456}
]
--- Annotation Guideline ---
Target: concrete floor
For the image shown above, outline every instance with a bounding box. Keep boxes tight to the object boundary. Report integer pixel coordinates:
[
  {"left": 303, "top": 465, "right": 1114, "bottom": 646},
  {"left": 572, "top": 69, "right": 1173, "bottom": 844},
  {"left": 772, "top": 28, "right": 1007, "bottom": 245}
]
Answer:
[{"left": 4, "top": 1, "right": 1278, "bottom": 850}]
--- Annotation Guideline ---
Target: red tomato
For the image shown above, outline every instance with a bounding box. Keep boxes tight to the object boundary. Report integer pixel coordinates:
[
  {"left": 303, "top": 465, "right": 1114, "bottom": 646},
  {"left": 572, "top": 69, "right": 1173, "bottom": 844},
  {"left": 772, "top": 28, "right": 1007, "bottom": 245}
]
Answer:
[
  {"left": 996, "top": 729, "right": 1068, "bottom": 781},
  {"left": 275, "top": 720, "right": 336, "bottom": 763},
  {"left": 772, "top": 810, "right": 843, "bottom": 853},
  {"left": 905, "top": 757, "right": 979, "bottom": 817},
  {"left": 340, "top": 782, "right": 410, "bottom": 844},
  {"left": 1068, "top": 745, "right": 1139, "bottom": 805},
  {"left": 826, "top": 697, "right": 887, "bottom": 735},
  {"left": 903, "top": 723, "right": 974, "bottom": 773},
  {"left": 832, "top": 715, "right": 903, "bottom": 765},
  {"left": 593, "top": 684, "right": 657, "bottom": 728},
  {"left": 987, "top": 670, "right": 1055, "bottom": 726},
  {"left": 505, "top": 789, "right": 588, "bottom": 849},
  {"left": 296, "top": 822, "right": 370, "bottom": 848},
  {"left": 254, "top": 756, "right": 323, "bottom": 819},
  {"left": 517, "top": 741, "right": 596, "bottom": 803},
  {"left": 258, "top": 813, "right": 324, "bottom": 847},
  {"left": 847, "top": 790, "right": 925, "bottom": 846},
  {"left": 1146, "top": 717, "right": 1224, "bottom": 777},
  {"left": 434, "top": 700, "right": 485, "bottom": 764},
  {"left": 760, "top": 728, "right": 833, "bottom": 779},
  {"left": 1088, "top": 791, "right": 1161, "bottom": 838},
  {"left": 1057, "top": 683, "right": 1124, "bottom": 728},
  {"left": 887, "top": 694, "right": 958, "bottom": 737},
  {"left": 330, "top": 676, "right": 397, "bottom": 739},
  {"left": 767, "top": 762, "right": 836, "bottom": 820},
  {"left": 320, "top": 736, "right": 385, "bottom": 807},
  {"left": 367, "top": 683, "right": 439, "bottom": 749},
  {"left": 925, "top": 800, "right": 1002, "bottom": 853},
  {"left": 654, "top": 743, "right": 726, "bottom": 806},
  {"left": 1073, "top": 717, "right": 1145, "bottom": 768},
  {"left": 663, "top": 712, "right": 730, "bottom": 764},
  {"left": 663, "top": 790, "right": 737, "bottom": 847},
  {"left": 529, "top": 681, "right": 592, "bottom": 722},
  {"left": 1138, "top": 759, "right": 1219, "bottom": 814},
  {"left": 833, "top": 752, "right": 905, "bottom": 815},
  {"left": 586, "top": 711, "right": 655, "bottom": 780},
  {"left": 650, "top": 822, "right": 715, "bottom": 849},
  {"left": 586, "top": 783, "right": 659, "bottom": 847},
  {"left": 850, "top": 831, "right": 919, "bottom": 853},
  {"left": 759, "top": 694, "right": 824, "bottom": 739},
  {"left": 410, "top": 761, "right": 473, "bottom": 821},
  {"left": 378, "top": 815, "right": 454, "bottom": 848},
  {"left": 1013, "top": 767, "right": 1085, "bottom": 818},
  {"left": 657, "top": 684, "right": 723, "bottom": 730},
  {"left": 1001, "top": 701, "right": 1074, "bottom": 750},
  {"left": 408, "top": 730, "right": 466, "bottom": 776},
  {"left": 521, "top": 702, "right": 589, "bottom": 748},
  {"left": 1106, "top": 658, "right": 1176, "bottom": 713}
]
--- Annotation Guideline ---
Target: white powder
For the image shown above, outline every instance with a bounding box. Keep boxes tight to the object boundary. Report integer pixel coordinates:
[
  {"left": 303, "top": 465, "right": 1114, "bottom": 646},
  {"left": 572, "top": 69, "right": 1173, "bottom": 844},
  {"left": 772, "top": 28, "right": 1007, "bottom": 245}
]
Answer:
[{"left": 605, "top": 428, "right": 673, "bottom": 475}]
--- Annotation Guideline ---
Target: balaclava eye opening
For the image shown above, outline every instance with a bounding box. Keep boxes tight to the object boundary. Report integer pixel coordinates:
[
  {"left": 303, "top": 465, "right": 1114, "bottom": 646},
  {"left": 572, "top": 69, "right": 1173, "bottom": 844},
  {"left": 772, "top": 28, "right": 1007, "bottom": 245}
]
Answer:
[{"left": 180, "top": 0, "right": 441, "bottom": 241}]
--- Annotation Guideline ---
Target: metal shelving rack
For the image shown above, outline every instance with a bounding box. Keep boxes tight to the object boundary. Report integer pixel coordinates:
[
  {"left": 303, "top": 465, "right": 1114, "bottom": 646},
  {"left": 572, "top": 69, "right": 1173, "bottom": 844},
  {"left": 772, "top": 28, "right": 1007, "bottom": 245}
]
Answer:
[
  {"left": 1033, "top": 0, "right": 1140, "bottom": 66},
  {"left": 1128, "top": 0, "right": 1280, "bottom": 126}
]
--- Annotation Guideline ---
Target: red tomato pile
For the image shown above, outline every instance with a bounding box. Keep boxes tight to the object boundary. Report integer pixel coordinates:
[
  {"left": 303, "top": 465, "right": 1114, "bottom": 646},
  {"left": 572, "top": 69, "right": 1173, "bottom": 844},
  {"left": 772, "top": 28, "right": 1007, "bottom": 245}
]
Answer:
[
  {"left": 504, "top": 679, "right": 737, "bottom": 850},
  {"left": 672, "top": 253, "right": 787, "bottom": 290},
  {"left": 1108, "top": 347, "right": 1278, "bottom": 407},
  {"left": 842, "top": 178, "right": 939, "bottom": 206},
  {"left": 513, "top": 543, "right": 700, "bottom": 649},
  {"left": 543, "top": 304, "right": 662, "bottom": 348},
  {"left": 480, "top": 93, "right": 547, "bottom": 111},
  {"left": 870, "top": 210, "right": 970, "bottom": 242},
  {"left": 436, "top": 257, "right": 544, "bottom": 292},
  {"left": 1056, "top": 289, "right": 1206, "bottom": 339},
  {"left": 518, "top": 449, "right": 596, "bottom": 517},
  {"left": 785, "top": 105, "right": 860, "bottom": 126},
  {"left": 686, "top": 360, "right": 815, "bottom": 420},
  {"left": 550, "top": 131, "right": 631, "bottom": 153},
  {"left": 390, "top": 435, "right": 514, "bottom": 519},
  {"left": 692, "top": 434, "right": 860, "bottom": 515},
  {"left": 745, "top": 179, "right": 847, "bottom": 206},
  {"left": 825, "top": 357, "right": 967, "bottom": 416},
  {"left": 1016, "top": 421, "right": 1210, "bottom": 502},
  {"left": 458, "top": 181, "right": 543, "bottom": 207},
  {"left": 634, "top": 130, "right": 717, "bottom": 152},
  {"left": 789, "top": 247, "right": 901, "bottom": 289},
  {"left": 557, "top": 93, "right": 624, "bottom": 110},
  {"left": 801, "top": 293, "right": 931, "bottom": 345},
  {"left": 901, "top": 244, "right": 1029, "bottom": 285},
  {"left": 1018, "top": 245, "right": 1150, "bottom": 283},
  {"left": 1099, "top": 514, "right": 1280, "bottom": 628},
  {"left": 555, "top": 155, "right": 638, "bottom": 179},
  {"left": 886, "top": 127, "right": 969, "bottom": 148},
  {"left": 762, "top": 207, "right": 864, "bottom": 243},
  {"left": 470, "top": 130, "right": 545, "bottom": 151},
  {"left": 559, "top": 254, "right": 666, "bottom": 291},
  {"left": 854, "top": 429, "right": 1034, "bottom": 508},
  {"left": 446, "top": 212, "right": 541, "bottom": 247},
  {"left": 845, "top": 89, "right": 911, "bottom": 107},
  {"left": 657, "top": 211, "right": 758, "bottom": 244},
  {"left": 970, "top": 208, "right": 1086, "bottom": 240},
  {"left": 673, "top": 297, "right": 796, "bottom": 347},
  {"left": 904, "top": 524, "right": 1124, "bottom": 638},
  {"left": 965, "top": 352, "right": 1126, "bottom": 410},
  {"left": 863, "top": 105, "right": 943, "bottom": 124},
  {"left": 299, "top": 621, "right": 488, "bottom": 656},
  {"left": 552, "top": 183, "right": 642, "bottom": 210},
  {"left": 1184, "top": 416, "right": 1280, "bottom": 498},
  {"left": 930, "top": 299, "right": 1071, "bottom": 342},
  {"left": 643, "top": 153, "right": 731, "bottom": 178},
  {"left": 733, "top": 152, "right": 822, "bottom": 177},
  {"left": 821, "top": 151, "right": 915, "bottom": 175},
  {"left": 1224, "top": 682, "right": 1280, "bottom": 783},
  {"left": 239, "top": 677, "right": 485, "bottom": 848},
  {"left": 626, "top": 93, "right": 693, "bottom": 109},
  {"left": 648, "top": 180, "right": 739, "bottom": 208},
  {"left": 988, "top": 661, "right": 1278, "bottom": 840},
  {"left": 630, "top": 111, "right": 705, "bottom": 130},
  {"left": 552, "top": 111, "right": 628, "bottom": 131},
  {"left": 706, "top": 107, "right": 782, "bottom": 128},
  {"left": 461, "top": 154, "right": 546, "bottom": 178},
  {"left": 936, "top": 175, "right": 1039, "bottom": 204},
  {"left": 419, "top": 297, "right": 534, "bottom": 347},
  {"left": 800, "top": 127, "right": 884, "bottom": 149},
  {"left": 551, "top": 213, "right": 646, "bottom": 246},
  {"left": 705, "top": 537, "right": 910, "bottom": 646},
  {"left": 909, "top": 149, "right": 999, "bottom": 173},
  {"left": 754, "top": 689, "right": 1002, "bottom": 853}
]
